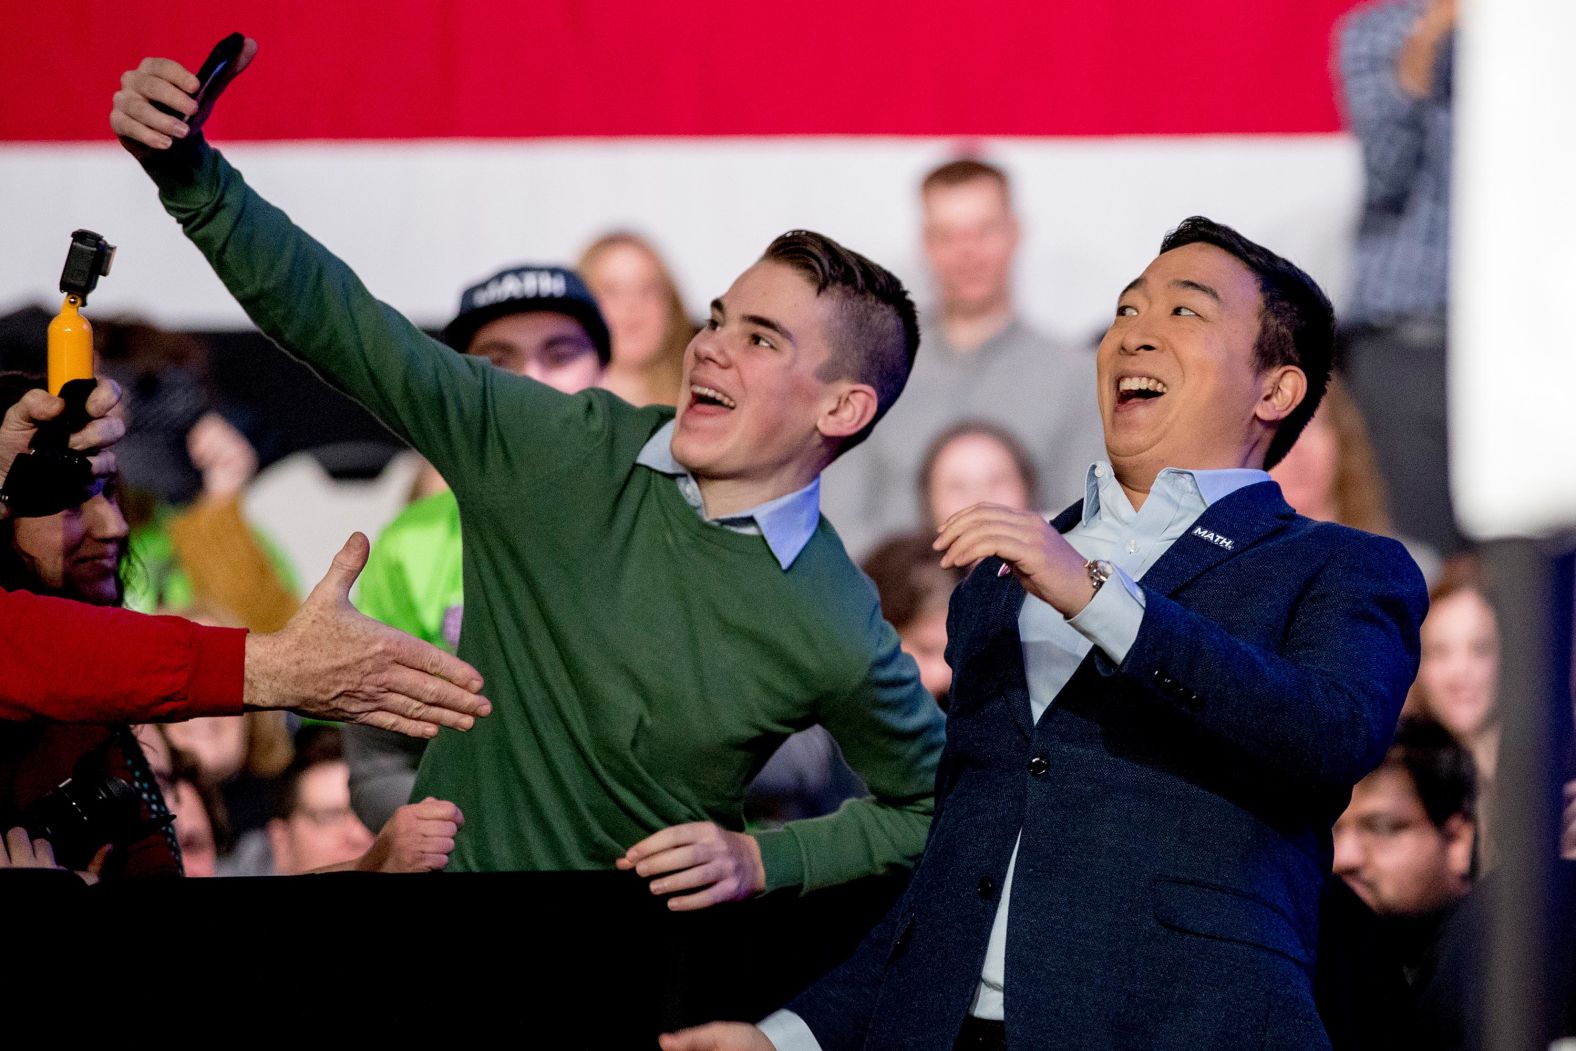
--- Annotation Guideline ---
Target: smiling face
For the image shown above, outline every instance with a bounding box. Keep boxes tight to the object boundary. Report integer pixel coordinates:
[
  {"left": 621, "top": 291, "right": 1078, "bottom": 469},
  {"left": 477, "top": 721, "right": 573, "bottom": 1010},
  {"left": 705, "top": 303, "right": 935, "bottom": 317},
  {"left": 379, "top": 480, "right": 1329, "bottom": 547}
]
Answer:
[
  {"left": 467, "top": 311, "right": 604, "bottom": 393},
  {"left": 1097, "top": 242, "right": 1305, "bottom": 482},
  {"left": 1416, "top": 588, "right": 1500, "bottom": 741},
  {"left": 671, "top": 259, "right": 857, "bottom": 502},
  {"left": 8, "top": 482, "right": 128, "bottom": 606},
  {"left": 926, "top": 431, "right": 1033, "bottom": 527}
]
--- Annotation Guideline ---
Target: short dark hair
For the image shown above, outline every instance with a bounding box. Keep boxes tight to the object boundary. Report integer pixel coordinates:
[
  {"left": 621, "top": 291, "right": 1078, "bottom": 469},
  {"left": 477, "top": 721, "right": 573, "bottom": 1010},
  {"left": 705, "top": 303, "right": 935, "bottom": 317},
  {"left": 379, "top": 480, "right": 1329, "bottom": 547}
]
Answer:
[
  {"left": 1158, "top": 217, "right": 1335, "bottom": 469},
  {"left": 269, "top": 727, "right": 346, "bottom": 821},
  {"left": 921, "top": 158, "right": 1011, "bottom": 201},
  {"left": 1383, "top": 716, "right": 1477, "bottom": 830},
  {"left": 862, "top": 532, "right": 964, "bottom": 629},
  {"left": 762, "top": 230, "right": 920, "bottom": 453}
]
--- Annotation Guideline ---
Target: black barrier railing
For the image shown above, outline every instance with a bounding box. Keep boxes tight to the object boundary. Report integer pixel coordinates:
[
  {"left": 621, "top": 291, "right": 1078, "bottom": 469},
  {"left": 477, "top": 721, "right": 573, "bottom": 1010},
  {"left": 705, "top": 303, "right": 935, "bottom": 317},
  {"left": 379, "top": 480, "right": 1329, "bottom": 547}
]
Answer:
[{"left": 8, "top": 868, "right": 907, "bottom": 1044}]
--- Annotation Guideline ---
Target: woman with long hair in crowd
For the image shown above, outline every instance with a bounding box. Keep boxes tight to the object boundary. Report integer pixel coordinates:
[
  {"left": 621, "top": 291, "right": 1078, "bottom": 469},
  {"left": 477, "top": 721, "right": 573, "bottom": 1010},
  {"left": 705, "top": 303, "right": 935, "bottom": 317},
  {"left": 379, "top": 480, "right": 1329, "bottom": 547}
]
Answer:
[
  {"left": 1407, "top": 556, "right": 1502, "bottom": 863},
  {"left": 0, "top": 371, "right": 183, "bottom": 878},
  {"left": 918, "top": 420, "right": 1040, "bottom": 532},
  {"left": 578, "top": 231, "right": 695, "bottom": 407},
  {"left": 1269, "top": 378, "right": 1392, "bottom": 535}
]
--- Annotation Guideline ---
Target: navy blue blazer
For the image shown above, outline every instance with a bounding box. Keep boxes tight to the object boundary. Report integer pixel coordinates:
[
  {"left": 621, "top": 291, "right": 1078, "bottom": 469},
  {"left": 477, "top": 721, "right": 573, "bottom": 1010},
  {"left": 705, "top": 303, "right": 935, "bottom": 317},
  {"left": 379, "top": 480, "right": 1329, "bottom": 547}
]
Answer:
[{"left": 791, "top": 481, "right": 1427, "bottom": 1051}]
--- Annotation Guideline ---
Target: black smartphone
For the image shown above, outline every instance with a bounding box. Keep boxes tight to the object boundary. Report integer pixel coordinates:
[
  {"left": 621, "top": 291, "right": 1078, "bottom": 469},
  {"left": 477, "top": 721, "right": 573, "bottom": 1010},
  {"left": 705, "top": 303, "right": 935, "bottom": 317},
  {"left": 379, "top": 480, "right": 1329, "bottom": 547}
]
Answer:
[{"left": 153, "top": 32, "right": 246, "bottom": 131}]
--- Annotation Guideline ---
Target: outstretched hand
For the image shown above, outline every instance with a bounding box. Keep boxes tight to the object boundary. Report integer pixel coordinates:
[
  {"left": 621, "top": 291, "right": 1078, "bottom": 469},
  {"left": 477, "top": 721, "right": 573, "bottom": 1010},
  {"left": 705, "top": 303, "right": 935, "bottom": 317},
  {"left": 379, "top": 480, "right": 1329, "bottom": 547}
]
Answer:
[
  {"left": 617, "top": 821, "right": 766, "bottom": 911},
  {"left": 243, "top": 532, "right": 491, "bottom": 738},
  {"left": 110, "top": 39, "right": 258, "bottom": 158}
]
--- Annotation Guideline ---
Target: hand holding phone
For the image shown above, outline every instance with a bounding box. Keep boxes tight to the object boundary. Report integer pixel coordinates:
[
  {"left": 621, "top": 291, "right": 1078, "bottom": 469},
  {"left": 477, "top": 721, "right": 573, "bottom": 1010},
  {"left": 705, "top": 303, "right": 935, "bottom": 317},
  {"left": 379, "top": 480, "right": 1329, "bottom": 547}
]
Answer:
[{"left": 150, "top": 32, "right": 247, "bottom": 132}]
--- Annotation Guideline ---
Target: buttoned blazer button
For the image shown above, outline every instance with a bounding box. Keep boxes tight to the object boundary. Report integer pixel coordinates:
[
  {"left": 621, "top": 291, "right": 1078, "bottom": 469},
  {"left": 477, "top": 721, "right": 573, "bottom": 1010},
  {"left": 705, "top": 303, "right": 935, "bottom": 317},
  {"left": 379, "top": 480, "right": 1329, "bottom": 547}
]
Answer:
[
  {"left": 1028, "top": 756, "right": 1049, "bottom": 776},
  {"left": 978, "top": 876, "right": 996, "bottom": 899}
]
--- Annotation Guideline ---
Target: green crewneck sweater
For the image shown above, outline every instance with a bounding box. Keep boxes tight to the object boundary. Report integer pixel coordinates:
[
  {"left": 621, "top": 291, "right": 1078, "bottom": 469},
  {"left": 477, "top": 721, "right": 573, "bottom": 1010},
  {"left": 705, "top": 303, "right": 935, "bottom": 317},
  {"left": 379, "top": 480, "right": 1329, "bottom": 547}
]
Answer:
[{"left": 151, "top": 142, "right": 945, "bottom": 891}]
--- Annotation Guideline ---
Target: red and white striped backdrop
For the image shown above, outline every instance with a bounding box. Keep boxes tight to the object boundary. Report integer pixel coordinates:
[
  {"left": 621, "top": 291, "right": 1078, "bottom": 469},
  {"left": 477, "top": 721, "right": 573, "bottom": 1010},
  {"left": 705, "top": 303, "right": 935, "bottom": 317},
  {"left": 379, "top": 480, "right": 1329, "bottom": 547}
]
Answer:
[{"left": 0, "top": 1, "right": 1369, "bottom": 340}]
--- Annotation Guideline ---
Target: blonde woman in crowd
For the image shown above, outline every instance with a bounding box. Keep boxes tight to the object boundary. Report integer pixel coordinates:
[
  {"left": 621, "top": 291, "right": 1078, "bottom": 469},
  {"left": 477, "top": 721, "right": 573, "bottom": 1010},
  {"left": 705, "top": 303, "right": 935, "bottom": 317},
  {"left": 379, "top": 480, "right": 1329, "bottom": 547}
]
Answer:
[{"left": 578, "top": 232, "right": 696, "bottom": 407}]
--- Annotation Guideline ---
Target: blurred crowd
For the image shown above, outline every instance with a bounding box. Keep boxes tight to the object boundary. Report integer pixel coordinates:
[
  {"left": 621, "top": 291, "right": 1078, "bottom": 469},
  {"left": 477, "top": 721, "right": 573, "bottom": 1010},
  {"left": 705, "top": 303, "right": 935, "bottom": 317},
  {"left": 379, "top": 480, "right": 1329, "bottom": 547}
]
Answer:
[{"left": 1, "top": 1, "right": 1572, "bottom": 1046}]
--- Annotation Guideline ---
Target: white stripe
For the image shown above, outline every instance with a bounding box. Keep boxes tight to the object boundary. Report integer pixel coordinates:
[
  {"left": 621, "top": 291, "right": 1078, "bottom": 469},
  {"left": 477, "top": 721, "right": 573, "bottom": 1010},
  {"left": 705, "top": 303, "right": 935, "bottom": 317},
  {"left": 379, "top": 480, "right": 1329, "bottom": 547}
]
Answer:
[{"left": 0, "top": 135, "right": 1360, "bottom": 342}]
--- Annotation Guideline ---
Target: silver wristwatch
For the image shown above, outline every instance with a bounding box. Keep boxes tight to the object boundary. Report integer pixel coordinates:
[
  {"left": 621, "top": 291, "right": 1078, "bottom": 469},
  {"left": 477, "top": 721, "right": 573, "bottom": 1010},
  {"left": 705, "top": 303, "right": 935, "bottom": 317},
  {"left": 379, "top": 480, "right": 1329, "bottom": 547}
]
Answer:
[{"left": 1086, "top": 559, "right": 1115, "bottom": 594}]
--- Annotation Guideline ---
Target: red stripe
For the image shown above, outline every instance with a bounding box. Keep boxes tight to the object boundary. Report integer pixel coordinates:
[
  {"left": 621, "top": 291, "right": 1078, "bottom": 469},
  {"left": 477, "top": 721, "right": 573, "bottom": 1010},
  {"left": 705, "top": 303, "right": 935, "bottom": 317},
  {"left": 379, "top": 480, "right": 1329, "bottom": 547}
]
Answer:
[{"left": 10, "top": 1, "right": 1365, "bottom": 141}]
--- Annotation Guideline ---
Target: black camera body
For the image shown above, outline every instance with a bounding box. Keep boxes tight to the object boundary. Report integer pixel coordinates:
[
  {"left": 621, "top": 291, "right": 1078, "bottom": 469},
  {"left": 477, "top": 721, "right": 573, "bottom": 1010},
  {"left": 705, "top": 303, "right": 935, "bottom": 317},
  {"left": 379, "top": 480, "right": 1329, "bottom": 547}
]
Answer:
[{"left": 58, "top": 229, "right": 116, "bottom": 305}]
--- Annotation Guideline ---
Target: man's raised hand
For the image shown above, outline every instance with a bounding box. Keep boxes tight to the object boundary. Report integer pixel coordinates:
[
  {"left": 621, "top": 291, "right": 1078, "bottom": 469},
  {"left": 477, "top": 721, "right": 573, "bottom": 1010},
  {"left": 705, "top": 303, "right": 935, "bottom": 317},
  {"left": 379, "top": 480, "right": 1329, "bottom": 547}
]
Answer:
[{"left": 110, "top": 41, "right": 258, "bottom": 158}]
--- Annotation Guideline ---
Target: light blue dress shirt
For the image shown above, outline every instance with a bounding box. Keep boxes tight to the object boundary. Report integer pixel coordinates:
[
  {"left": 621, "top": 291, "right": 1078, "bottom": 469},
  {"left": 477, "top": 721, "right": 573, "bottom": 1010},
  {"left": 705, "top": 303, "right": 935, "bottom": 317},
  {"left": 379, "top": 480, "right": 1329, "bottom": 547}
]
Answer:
[
  {"left": 761, "top": 462, "right": 1269, "bottom": 1050},
  {"left": 635, "top": 419, "right": 822, "bottom": 570}
]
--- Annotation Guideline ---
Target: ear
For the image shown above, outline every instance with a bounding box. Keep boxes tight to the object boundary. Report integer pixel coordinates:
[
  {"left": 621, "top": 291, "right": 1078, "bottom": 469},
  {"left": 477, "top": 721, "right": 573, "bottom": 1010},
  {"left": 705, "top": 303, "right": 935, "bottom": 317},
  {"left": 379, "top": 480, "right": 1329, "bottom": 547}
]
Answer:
[
  {"left": 817, "top": 383, "right": 879, "bottom": 443},
  {"left": 1254, "top": 364, "right": 1307, "bottom": 426},
  {"left": 1442, "top": 812, "right": 1476, "bottom": 884}
]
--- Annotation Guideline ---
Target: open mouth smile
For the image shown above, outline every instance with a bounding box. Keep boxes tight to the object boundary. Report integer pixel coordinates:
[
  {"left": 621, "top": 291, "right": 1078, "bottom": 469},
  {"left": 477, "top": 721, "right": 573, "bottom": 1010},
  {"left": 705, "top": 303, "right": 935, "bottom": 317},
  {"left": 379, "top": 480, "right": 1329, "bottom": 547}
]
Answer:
[
  {"left": 1115, "top": 375, "right": 1168, "bottom": 408},
  {"left": 688, "top": 384, "right": 737, "bottom": 411}
]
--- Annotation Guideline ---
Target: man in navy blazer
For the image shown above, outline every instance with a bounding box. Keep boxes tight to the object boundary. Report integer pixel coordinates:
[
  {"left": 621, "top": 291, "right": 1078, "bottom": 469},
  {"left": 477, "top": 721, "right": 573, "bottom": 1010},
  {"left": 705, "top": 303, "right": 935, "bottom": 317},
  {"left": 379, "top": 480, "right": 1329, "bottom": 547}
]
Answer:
[{"left": 665, "top": 218, "right": 1428, "bottom": 1051}]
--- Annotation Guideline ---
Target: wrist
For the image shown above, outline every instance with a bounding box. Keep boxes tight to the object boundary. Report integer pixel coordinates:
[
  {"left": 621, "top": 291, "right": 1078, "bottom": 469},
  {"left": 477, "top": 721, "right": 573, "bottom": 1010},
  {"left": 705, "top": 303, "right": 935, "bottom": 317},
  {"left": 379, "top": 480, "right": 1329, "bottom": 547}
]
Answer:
[{"left": 241, "top": 632, "right": 281, "bottom": 711}]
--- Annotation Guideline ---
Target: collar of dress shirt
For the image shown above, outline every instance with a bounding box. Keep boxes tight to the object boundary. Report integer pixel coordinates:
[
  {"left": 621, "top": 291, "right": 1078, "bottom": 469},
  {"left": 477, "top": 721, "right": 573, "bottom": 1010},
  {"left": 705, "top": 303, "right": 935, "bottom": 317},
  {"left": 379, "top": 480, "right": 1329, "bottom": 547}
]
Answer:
[
  {"left": 635, "top": 419, "right": 822, "bottom": 570},
  {"left": 1079, "top": 461, "right": 1270, "bottom": 527}
]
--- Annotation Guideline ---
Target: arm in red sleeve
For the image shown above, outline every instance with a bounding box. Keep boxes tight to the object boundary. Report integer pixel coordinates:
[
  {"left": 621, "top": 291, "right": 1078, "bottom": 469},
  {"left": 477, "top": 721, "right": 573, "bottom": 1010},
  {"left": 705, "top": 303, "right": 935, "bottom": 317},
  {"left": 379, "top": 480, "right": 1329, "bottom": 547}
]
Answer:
[{"left": 0, "top": 587, "right": 245, "bottom": 723}]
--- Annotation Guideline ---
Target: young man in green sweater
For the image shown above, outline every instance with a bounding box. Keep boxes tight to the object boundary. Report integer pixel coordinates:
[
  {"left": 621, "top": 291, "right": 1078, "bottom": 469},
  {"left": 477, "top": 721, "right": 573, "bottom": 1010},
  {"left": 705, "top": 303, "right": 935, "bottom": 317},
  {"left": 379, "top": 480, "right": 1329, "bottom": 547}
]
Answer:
[
  {"left": 112, "top": 43, "right": 946, "bottom": 908},
  {"left": 346, "top": 264, "right": 610, "bottom": 831}
]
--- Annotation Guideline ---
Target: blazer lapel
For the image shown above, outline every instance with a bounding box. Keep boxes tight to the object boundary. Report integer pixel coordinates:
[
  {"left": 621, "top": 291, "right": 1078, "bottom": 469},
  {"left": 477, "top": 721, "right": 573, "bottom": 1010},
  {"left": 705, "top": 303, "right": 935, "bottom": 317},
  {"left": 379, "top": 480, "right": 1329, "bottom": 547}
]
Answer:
[
  {"left": 1137, "top": 480, "right": 1295, "bottom": 597},
  {"left": 975, "top": 501, "right": 1085, "bottom": 740}
]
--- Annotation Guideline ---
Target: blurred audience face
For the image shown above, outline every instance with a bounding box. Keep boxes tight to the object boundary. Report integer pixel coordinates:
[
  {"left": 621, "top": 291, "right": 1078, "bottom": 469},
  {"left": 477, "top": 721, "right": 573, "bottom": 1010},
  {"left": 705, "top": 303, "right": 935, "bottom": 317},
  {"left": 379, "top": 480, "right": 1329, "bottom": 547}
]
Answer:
[
  {"left": 926, "top": 430, "right": 1033, "bottom": 527},
  {"left": 168, "top": 778, "right": 218, "bottom": 877},
  {"left": 583, "top": 240, "right": 674, "bottom": 369},
  {"left": 1333, "top": 765, "right": 1473, "bottom": 917},
  {"left": 468, "top": 311, "right": 604, "bottom": 393},
  {"left": 1416, "top": 587, "right": 1500, "bottom": 741},
  {"left": 268, "top": 759, "right": 375, "bottom": 875},
  {"left": 1269, "top": 408, "right": 1339, "bottom": 521},
  {"left": 7, "top": 483, "right": 128, "bottom": 606},
  {"left": 922, "top": 175, "right": 1018, "bottom": 317},
  {"left": 163, "top": 717, "right": 247, "bottom": 787},
  {"left": 900, "top": 605, "right": 951, "bottom": 701}
]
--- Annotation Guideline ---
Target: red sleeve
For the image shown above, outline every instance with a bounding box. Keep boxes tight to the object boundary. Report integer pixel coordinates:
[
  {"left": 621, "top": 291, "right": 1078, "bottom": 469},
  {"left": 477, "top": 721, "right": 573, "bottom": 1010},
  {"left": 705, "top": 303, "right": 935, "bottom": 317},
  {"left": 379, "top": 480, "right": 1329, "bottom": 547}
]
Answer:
[{"left": 0, "top": 587, "right": 247, "bottom": 722}]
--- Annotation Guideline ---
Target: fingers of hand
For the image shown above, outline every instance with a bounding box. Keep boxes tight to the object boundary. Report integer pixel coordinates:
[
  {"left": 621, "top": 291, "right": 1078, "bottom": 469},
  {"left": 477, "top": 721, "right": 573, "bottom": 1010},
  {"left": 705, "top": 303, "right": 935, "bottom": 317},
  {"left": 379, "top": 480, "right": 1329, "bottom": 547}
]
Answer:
[
  {"left": 236, "top": 38, "right": 260, "bottom": 77},
  {"left": 83, "top": 378, "right": 123, "bottom": 419},
  {"left": 623, "top": 822, "right": 710, "bottom": 866},
  {"left": 357, "top": 710, "right": 439, "bottom": 740},
  {"left": 117, "top": 75, "right": 195, "bottom": 133},
  {"left": 666, "top": 877, "right": 744, "bottom": 911},
  {"left": 3, "top": 826, "right": 52, "bottom": 868},
  {"left": 15, "top": 389, "right": 64, "bottom": 426},
  {"left": 636, "top": 844, "right": 704, "bottom": 879},
  {"left": 69, "top": 416, "right": 126, "bottom": 453},
  {"left": 650, "top": 859, "right": 727, "bottom": 897},
  {"left": 411, "top": 798, "right": 463, "bottom": 825},
  {"left": 376, "top": 668, "right": 484, "bottom": 731},
  {"left": 394, "top": 635, "right": 486, "bottom": 695},
  {"left": 138, "top": 56, "right": 201, "bottom": 94},
  {"left": 939, "top": 528, "right": 1025, "bottom": 571}
]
